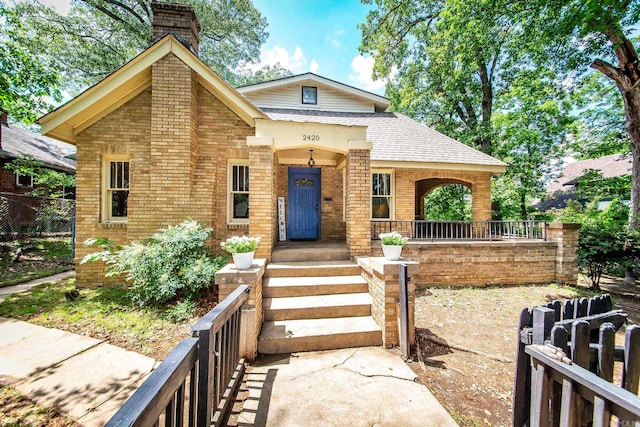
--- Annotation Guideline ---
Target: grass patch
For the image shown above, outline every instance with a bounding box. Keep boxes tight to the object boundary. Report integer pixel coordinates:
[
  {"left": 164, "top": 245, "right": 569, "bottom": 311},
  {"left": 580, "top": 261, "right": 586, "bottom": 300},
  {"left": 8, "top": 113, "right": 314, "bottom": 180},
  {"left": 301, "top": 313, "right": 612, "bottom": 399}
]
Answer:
[
  {"left": 0, "top": 279, "right": 192, "bottom": 359},
  {"left": 0, "top": 237, "right": 73, "bottom": 287},
  {"left": 0, "top": 383, "right": 76, "bottom": 427}
]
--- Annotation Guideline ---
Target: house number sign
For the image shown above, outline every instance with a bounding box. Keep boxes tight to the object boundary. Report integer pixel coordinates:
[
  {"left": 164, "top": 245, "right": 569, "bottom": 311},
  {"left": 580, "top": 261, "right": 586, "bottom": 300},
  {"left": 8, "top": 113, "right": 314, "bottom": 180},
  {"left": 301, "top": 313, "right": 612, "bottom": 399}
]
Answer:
[{"left": 302, "top": 134, "right": 320, "bottom": 141}]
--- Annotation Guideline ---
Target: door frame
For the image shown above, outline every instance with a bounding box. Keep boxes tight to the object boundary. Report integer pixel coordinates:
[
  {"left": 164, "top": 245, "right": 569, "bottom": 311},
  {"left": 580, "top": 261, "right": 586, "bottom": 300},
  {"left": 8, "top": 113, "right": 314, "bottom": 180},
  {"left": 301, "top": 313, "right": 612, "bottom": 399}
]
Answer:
[{"left": 287, "top": 166, "right": 321, "bottom": 240}]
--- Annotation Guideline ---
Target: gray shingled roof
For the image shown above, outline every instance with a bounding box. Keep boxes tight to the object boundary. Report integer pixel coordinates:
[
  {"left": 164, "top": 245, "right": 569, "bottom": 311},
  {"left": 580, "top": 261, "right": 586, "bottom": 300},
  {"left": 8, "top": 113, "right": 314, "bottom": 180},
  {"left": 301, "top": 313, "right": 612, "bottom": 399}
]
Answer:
[
  {"left": 546, "top": 153, "right": 631, "bottom": 193},
  {"left": 262, "top": 108, "right": 506, "bottom": 169},
  {"left": 1, "top": 124, "right": 76, "bottom": 173}
]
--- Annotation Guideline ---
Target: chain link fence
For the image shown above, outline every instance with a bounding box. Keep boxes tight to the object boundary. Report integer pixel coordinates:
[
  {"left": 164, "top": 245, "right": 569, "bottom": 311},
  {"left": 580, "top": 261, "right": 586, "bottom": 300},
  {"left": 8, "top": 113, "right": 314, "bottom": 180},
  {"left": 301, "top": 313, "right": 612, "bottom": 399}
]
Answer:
[{"left": 0, "top": 193, "right": 75, "bottom": 240}]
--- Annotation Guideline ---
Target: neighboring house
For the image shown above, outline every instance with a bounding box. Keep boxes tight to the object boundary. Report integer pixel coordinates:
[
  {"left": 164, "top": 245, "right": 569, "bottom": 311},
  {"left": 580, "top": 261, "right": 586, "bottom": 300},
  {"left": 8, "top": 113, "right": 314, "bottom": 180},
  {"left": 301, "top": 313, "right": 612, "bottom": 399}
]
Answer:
[
  {"left": 38, "top": 2, "right": 506, "bottom": 286},
  {"left": 537, "top": 154, "right": 631, "bottom": 211},
  {"left": 0, "top": 110, "right": 76, "bottom": 231}
]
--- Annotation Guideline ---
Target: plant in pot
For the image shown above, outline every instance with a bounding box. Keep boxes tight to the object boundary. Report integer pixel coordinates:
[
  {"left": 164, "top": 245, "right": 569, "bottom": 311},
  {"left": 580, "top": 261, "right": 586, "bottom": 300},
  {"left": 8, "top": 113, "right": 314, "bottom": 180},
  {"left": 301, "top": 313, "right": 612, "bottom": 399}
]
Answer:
[
  {"left": 379, "top": 231, "right": 408, "bottom": 261},
  {"left": 220, "top": 235, "right": 261, "bottom": 269}
]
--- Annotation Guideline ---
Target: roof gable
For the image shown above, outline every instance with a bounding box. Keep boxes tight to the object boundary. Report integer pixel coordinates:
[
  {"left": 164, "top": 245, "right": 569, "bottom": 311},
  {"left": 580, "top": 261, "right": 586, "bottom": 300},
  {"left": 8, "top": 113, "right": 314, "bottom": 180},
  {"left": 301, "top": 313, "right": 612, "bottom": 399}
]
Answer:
[
  {"left": 38, "top": 35, "right": 265, "bottom": 144},
  {"left": 237, "top": 73, "right": 390, "bottom": 113}
]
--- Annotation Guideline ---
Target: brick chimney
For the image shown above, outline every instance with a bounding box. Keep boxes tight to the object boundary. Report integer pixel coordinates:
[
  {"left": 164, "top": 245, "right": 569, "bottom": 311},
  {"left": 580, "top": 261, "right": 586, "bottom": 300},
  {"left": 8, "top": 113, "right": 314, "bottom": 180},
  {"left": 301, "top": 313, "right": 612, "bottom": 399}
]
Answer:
[
  {"left": 151, "top": 1, "right": 201, "bottom": 56},
  {"left": 0, "top": 109, "right": 7, "bottom": 148}
]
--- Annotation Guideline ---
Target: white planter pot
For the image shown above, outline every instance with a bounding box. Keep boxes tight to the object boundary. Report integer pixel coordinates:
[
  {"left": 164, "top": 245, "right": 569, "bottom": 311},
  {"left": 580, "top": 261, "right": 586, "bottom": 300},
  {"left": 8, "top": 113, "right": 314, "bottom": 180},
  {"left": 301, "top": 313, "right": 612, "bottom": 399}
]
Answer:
[
  {"left": 381, "top": 244, "right": 403, "bottom": 261},
  {"left": 232, "top": 251, "right": 255, "bottom": 270}
]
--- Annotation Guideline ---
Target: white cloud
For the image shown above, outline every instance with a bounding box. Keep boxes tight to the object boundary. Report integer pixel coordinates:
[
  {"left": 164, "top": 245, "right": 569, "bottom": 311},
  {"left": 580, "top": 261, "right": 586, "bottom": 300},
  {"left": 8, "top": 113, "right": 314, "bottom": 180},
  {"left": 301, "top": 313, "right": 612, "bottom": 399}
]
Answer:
[
  {"left": 247, "top": 44, "right": 311, "bottom": 74},
  {"left": 309, "top": 60, "right": 320, "bottom": 74},
  {"left": 349, "top": 55, "right": 394, "bottom": 92}
]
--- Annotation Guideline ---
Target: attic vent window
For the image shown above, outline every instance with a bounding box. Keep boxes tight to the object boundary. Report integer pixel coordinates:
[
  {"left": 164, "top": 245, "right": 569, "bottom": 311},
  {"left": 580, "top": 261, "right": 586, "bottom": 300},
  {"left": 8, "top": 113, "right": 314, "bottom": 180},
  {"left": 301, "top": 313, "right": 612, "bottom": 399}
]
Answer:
[{"left": 302, "top": 86, "right": 317, "bottom": 105}]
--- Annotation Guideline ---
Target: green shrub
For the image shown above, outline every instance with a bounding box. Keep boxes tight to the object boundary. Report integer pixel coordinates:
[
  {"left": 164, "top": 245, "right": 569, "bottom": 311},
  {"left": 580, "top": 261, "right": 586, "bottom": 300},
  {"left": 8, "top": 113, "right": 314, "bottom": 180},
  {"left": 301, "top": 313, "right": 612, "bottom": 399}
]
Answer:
[
  {"left": 81, "top": 219, "right": 226, "bottom": 306},
  {"left": 556, "top": 199, "right": 640, "bottom": 290}
]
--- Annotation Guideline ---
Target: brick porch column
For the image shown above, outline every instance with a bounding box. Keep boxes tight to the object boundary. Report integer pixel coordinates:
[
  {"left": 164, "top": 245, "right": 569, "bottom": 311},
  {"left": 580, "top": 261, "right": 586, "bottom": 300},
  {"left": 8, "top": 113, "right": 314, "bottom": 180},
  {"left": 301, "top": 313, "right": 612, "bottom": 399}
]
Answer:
[
  {"left": 471, "top": 173, "right": 492, "bottom": 221},
  {"left": 547, "top": 222, "right": 580, "bottom": 285},
  {"left": 346, "top": 140, "right": 372, "bottom": 258},
  {"left": 248, "top": 136, "right": 275, "bottom": 260}
]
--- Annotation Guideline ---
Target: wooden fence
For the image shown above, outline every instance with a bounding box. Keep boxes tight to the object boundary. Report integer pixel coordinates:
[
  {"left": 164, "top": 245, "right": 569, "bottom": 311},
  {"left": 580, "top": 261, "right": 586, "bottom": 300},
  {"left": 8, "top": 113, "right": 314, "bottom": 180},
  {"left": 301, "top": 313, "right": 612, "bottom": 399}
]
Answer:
[
  {"left": 105, "top": 285, "right": 249, "bottom": 427},
  {"left": 371, "top": 220, "right": 547, "bottom": 241},
  {"left": 513, "top": 294, "right": 640, "bottom": 426}
]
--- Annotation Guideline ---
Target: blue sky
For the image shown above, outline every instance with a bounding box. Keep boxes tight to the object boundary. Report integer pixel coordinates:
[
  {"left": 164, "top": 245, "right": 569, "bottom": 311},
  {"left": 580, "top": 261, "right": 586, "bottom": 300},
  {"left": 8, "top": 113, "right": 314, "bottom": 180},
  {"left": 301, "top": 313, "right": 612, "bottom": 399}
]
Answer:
[{"left": 250, "top": 0, "right": 387, "bottom": 94}]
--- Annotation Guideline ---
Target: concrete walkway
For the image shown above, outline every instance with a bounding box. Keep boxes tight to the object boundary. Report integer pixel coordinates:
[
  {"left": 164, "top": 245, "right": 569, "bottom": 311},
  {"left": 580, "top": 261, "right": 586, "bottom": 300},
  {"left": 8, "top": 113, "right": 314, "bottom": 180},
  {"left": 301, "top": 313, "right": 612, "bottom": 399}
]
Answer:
[
  {"left": 0, "top": 317, "right": 157, "bottom": 425},
  {"left": 238, "top": 347, "right": 457, "bottom": 427},
  {"left": 0, "top": 270, "right": 76, "bottom": 302}
]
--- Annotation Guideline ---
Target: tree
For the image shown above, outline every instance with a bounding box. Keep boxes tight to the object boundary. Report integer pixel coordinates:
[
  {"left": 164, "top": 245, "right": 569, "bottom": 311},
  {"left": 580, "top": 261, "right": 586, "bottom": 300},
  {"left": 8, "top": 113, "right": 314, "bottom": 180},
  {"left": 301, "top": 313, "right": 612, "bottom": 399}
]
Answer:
[
  {"left": 510, "top": 0, "right": 640, "bottom": 230},
  {"left": 571, "top": 72, "right": 630, "bottom": 159},
  {"left": 423, "top": 184, "right": 472, "bottom": 221},
  {"left": 360, "top": 0, "right": 510, "bottom": 155},
  {"left": 493, "top": 68, "right": 573, "bottom": 219},
  {"left": 6, "top": 0, "right": 269, "bottom": 94},
  {"left": 359, "top": 0, "right": 573, "bottom": 219},
  {"left": 0, "top": 2, "right": 61, "bottom": 123}
]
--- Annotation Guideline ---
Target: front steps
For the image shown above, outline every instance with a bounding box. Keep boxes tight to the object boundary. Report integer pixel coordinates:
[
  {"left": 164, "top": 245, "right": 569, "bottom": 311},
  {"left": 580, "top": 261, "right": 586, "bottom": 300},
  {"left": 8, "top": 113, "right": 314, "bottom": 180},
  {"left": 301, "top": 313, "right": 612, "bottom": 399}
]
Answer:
[{"left": 259, "top": 261, "right": 382, "bottom": 354}]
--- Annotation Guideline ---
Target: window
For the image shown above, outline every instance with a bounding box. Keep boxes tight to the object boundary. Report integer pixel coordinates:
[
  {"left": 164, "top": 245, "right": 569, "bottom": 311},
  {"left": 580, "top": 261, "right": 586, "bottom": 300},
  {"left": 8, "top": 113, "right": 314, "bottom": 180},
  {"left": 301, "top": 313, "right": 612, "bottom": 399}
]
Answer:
[
  {"left": 302, "top": 86, "right": 317, "bottom": 105},
  {"left": 372, "top": 171, "right": 393, "bottom": 219},
  {"left": 102, "top": 157, "right": 129, "bottom": 222},
  {"left": 16, "top": 173, "right": 33, "bottom": 188},
  {"left": 229, "top": 161, "right": 249, "bottom": 223}
]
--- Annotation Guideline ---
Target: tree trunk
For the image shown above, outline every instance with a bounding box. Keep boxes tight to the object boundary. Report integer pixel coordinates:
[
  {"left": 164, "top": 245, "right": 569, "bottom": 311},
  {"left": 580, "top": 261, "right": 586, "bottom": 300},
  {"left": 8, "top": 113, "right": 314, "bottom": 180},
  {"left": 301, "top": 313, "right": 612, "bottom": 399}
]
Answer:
[{"left": 519, "top": 192, "right": 527, "bottom": 220}]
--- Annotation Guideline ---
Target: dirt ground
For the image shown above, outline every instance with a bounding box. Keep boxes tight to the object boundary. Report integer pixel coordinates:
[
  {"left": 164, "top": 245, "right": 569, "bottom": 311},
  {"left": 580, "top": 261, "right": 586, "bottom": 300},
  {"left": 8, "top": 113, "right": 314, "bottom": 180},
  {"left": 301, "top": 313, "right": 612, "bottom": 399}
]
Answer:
[{"left": 409, "top": 278, "right": 640, "bottom": 426}]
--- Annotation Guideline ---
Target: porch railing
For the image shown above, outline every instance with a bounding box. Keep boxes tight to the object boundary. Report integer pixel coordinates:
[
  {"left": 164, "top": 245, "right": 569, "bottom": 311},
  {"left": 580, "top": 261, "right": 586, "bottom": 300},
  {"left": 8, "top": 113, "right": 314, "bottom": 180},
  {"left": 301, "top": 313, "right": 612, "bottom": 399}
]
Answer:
[
  {"left": 105, "top": 285, "right": 249, "bottom": 427},
  {"left": 371, "top": 220, "right": 547, "bottom": 241}
]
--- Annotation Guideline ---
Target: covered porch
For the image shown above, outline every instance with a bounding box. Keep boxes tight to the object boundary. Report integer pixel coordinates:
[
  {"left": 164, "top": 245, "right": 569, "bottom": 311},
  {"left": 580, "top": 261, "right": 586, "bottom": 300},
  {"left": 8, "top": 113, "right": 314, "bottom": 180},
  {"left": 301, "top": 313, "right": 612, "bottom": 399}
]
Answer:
[{"left": 245, "top": 118, "right": 501, "bottom": 261}]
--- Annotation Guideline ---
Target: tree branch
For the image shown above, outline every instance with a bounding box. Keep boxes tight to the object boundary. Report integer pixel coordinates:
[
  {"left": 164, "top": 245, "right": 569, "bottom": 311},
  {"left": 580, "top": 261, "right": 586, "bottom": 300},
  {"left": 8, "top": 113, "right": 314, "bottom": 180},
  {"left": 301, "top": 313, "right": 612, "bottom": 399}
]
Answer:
[{"left": 592, "top": 58, "right": 629, "bottom": 90}]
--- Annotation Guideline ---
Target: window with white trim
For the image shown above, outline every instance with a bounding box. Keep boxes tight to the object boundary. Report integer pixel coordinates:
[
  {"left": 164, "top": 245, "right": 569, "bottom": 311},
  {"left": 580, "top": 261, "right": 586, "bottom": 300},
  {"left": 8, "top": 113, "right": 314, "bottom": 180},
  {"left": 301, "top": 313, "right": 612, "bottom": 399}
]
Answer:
[
  {"left": 372, "top": 171, "right": 393, "bottom": 219},
  {"left": 102, "top": 156, "right": 129, "bottom": 222},
  {"left": 228, "top": 161, "right": 249, "bottom": 223},
  {"left": 16, "top": 173, "right": 33, "bottom": 188}
]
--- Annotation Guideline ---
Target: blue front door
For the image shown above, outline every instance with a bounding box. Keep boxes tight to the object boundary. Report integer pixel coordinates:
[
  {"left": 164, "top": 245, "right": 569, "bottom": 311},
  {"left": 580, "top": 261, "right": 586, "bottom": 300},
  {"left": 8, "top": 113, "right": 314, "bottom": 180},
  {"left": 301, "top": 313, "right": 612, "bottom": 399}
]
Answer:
[{"left": 288, "top": 167, "right": 321, "bottom": 240}]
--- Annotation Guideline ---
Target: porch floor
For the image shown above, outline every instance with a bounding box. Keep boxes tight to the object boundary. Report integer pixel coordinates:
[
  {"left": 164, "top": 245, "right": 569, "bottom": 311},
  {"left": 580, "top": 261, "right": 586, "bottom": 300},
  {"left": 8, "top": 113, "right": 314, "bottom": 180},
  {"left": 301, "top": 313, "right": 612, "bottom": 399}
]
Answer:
[{"left": 272, "top": 240, "right": 349, "bottom": 262}]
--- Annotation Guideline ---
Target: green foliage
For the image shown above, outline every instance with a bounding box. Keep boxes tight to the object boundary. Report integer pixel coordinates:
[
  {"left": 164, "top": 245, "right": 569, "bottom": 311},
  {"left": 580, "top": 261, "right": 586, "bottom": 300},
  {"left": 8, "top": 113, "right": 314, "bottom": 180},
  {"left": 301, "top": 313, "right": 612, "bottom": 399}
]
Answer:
[
  {"left": 570, "top": 73, "right": 629, "bottom": 158},
  {"left": 576, "top": 169, "right": 631, "bottom": 203},
  {"left": 0, "top": 2, "right": 61, "bottom": 123},
  {"left": 220, "top": 235, "right": 261, "bottom": 254},
  {"left": 5, "top": 0, "right": 269, "bottom": 98},
  {"left": 81, "top": 220, "right": 226, "bottom": 306},
  {"left": 4, "top": 155, "right": 75, "bottom": 198},
  {"left": 556, "top": 200, "right": 639, "bottom": 290},
  {"left": 359, "top": 0, "right": 575, "bottom": 220},
  {"left": 164, "top": 299, "right": 197, "bottom": 322},
  {"left": 423, "top": 184, "right": 472, "bottom": 221},
  {"left": 379, "top": 231, "right": 409, "bottom": 246}
]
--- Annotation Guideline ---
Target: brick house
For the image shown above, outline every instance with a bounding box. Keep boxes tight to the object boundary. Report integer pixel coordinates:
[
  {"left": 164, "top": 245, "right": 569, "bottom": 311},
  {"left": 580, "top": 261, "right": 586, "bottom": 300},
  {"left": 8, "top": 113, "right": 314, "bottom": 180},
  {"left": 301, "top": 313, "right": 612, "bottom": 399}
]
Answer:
[
  {"left": 38, "top": 2, "right": 507, "bottom": 286},
  {"left": 1, "top": 110, "right": 76, "bottom": 231}
]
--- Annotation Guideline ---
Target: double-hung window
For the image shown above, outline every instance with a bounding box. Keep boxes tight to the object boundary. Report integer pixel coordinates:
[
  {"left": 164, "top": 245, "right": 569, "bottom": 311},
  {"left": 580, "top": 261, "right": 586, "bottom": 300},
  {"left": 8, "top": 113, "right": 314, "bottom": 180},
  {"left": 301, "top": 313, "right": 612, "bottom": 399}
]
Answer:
[
  {"left": 229, "top": 161, "right": 249, "bottom": 223},
  {"left": 102, "top": 157, "right": 129, "bottom": 222},
  {"left": 372, "top": 170, "right": 393, "bottom": 219}
]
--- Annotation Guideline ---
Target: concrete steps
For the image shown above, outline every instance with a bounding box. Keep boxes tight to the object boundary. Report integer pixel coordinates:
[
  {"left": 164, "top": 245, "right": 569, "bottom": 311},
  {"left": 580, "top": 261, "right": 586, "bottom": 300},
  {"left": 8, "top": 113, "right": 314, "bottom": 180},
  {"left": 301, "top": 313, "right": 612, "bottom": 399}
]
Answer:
[
  {"left": 266, "top": 261, "right": 361, "bottom": 278},
  {"left": 259, "top": 261, "right": 382, "bottom": 354},
  {"left": 263, "top": 293, "right": 373, "bottom": 320},
  {"left": 263, "top": 275, "right": 368, "bottom": 297},
  {"left": 259, "top": 317, "right": 382, "bottom": 354}
]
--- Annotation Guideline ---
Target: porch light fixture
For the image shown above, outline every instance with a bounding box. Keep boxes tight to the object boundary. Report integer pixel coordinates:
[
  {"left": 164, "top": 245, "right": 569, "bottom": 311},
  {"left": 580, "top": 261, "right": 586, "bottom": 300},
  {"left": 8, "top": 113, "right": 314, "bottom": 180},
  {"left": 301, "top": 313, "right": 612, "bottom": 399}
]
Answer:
[{"left": 308, "top": 149, "right": 316, "bottom": 168}]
